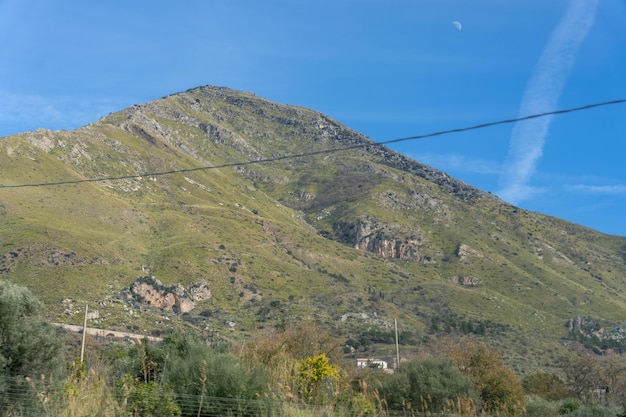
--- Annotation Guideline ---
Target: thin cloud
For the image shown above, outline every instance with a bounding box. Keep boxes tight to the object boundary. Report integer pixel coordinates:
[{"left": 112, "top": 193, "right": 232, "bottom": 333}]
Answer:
[
  {"left": 0, "top": 92, "right": 124, "bottom": 136},
  {"left": 412, "top": 152, "right": 501, "bottom": 175},
  {"left": 497, "top": 0, "right": 600, "bottom": 205},
  {"left": 568, "top": 184, "right": 626, "bottom": 195}
]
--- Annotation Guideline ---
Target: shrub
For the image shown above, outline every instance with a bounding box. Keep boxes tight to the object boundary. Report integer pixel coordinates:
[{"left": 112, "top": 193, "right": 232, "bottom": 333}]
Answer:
[
  {"left": 0, "top": 281, "right": 64, "bottom": 415},
  {"left": 375, "top": 357, "right": 479, "bottom": 415},
  {"left": 565, "top": 405, "right": 621, "bottom": 417},
  {"left": 560, "top": 399, "right": 582, "bottom": 415},
  {"left": 442, "top": 339, "right": 526, "bottom": 416},
  {"left": 298, "top": 354, "right": 340, "bottom": 405},
  {"left": 523, "top": 371, "right": 569, "bottom": 401},
  {"left": 523, "top": 395, "right": 560, "bottom": 417},
  {"left": 0, "top": 280, "right": 64, "bottom": 379},
  {"left": 119, "top": 377, "right": 181, "bottom": 417},
  {"left": 160, "top": 332, "right": 278, "bottom": 416}
]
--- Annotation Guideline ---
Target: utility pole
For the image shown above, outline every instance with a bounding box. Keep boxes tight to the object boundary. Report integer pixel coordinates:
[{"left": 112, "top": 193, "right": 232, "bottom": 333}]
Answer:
[
  {"left": 80, "top": 304, "right": 88, "bottom": 362},
  {"left": 395, "top": 318, "right": 400, "bottom": 371}
]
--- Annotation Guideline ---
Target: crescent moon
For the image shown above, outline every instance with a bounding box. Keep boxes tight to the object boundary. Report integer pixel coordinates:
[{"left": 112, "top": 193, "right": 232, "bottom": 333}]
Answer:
[{"left": 452, "top": 21, "right": 462, "bottom": 31}]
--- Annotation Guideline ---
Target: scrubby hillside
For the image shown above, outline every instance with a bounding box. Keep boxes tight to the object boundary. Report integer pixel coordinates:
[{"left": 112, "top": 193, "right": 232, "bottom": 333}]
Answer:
[{"left": 1, "top": 85, "right": 625, "bottom": 371}]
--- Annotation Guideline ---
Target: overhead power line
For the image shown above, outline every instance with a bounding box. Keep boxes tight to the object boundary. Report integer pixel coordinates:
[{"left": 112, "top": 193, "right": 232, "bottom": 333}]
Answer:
[{"left": 0, "top": 97, "right": 624, "bottom": 189}]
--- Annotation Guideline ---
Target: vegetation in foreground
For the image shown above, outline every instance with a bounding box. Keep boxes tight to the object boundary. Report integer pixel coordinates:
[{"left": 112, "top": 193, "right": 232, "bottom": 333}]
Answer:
[{"left": 3, "top": 280, "right": 626, "bottom": 417}]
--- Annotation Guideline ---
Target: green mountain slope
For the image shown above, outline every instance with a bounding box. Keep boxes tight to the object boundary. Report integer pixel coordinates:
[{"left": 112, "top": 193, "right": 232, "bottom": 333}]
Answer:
[{"left": 1, "top": 85, "right": 625, "bottom": 371}]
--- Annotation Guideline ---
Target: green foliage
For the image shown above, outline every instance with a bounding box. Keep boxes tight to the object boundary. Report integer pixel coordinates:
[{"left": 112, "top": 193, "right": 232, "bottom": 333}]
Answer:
[
  {"left": 445, "top": 339, "right": 526, "bottom": 416},
  {"left": 334, "top": 391, "right": 377, "bottom": 417},
  {"left": 298, "top": 354, "right": 340, "bottom": 405},
  {"left": 568, "top": 327, "right": 626, "bottom": 353},
  {"left": 375, "top": 357, "right": 479, "bottom": 414},
  {"left": 0, "top": 281, "right": 64, "bottom": 415},
  {"left": 564, "top": 405, "right": 621, "bottom": 417},
  {"left": 523, "top": 371, "right": 569, "bottom": 401},
  {"left": 160, "top": 332, "right": 277, "bottom": 416},
  {"left": 0, "top": 280, "right": 63, "bottom": 378},
  {"left": 560, "top": 399, "right": 583, "bottom": 415},
  {"left": 523, "top": 395, "right": 561, "bottom": 417},
  {"left": 62, "top": 359, "right": 122, "bottom": 417},
  {"left": 101, "top": 331, "right": 279, "bottom": 416},
  {"left": 523, "top": 398, "right": 622, "bottom": 417},
  {"left": 470, "top": 353, "right": 525, "bottom": 416},
  {"left": 429, "top": 311, "right": 510, "bottom": 336},
  {"left": 120, "top": 376, "right": 181, "bottom": 417},
  {"left": 353, "top": 328, "right": 416, "bottom": 348}
]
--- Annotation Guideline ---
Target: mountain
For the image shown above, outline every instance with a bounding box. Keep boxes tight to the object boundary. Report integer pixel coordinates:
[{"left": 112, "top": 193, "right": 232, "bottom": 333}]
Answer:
[{"left": 1, "top": 85, "right": 625, "bottom": 371}]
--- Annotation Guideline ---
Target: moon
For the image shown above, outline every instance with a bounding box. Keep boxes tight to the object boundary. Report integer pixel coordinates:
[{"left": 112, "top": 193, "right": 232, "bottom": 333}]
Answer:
[{"left": 452, "top": 21, "right": 462, "bottom": 31}]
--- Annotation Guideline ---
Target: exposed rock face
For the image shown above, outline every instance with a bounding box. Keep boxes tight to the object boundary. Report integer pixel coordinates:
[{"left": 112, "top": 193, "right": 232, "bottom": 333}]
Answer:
[
  {"left": 565, "top": 316, "right": 626, "bottom": 349},
  {"left": 128, "top": 276, "right": 211, "bottom": 313},
  {"left": 456, "top": 243, "right": 483, "bottom": 261},
  {"left": 333, "top": 217, "right": 432, "bottom": 261},
  {"left": 189, "top": 282, "right": 212, "bottom": 301},
  {"left": 357, "top": 236, "right": 422, "bottom": 259},
  {"left": 450, "top": 275, "right": 480, "bottom": 287}
]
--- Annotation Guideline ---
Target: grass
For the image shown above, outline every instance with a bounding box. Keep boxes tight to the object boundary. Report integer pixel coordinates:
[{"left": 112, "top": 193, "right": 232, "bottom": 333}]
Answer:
[{"left": 1, "top": 86, "right": 626, "bottom": 371}]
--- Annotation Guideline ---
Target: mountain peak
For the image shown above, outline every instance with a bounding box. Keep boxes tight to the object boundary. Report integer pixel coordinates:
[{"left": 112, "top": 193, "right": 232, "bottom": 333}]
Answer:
[{"left": 1, "top": 86, "right": 625, "bottom": 369}]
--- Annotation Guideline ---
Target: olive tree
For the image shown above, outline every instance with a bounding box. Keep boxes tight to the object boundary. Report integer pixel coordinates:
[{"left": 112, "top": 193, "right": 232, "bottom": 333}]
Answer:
[
  {"left": 0, "top": 280, "right": 64, "bottom": 414},
  {"left": 376, "top": 357, "right": 480, "bottom": 415},
  {"left": 0, "top": 280, "right": 63, "bottom": 378}
]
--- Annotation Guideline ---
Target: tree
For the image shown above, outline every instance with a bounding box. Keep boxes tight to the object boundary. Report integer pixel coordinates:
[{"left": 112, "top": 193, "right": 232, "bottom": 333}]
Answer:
[
  {"left": 522, "top": 371, "right": 569, "bottom": 401},
  {"left": 152, "top": 331, "right": 277, "bottom": 416},
  {"left": 560, "top": 354, "right": 601, "bottom": 404},
  {"left": 237, "top": 321, "right": 344, "bottom": 403},
  {"left": 0, "top": 280, "right": 63, "bottom": 378},
  {"left": 598, "top": 354, "right": 626, "bottom": 407},
  {"left": 0, "top": 280, "right": 64, "bottom": 414},
  {"left": 442, "top": 339, "right": 526, "bottom": 417},
  {"left": 376, "top": 357, "right": 479, "bottom": 415}
]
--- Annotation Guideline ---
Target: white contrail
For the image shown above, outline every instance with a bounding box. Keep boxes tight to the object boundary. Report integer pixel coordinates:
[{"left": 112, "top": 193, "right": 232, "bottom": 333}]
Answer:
[{"left": 498, "top": 0, "right": 600, "bottom": 204}]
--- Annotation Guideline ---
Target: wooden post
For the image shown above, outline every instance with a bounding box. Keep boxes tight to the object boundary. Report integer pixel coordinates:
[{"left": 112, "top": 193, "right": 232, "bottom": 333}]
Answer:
[
  {"left": 80, "top": 304, "right": 88, "bottom": 362},
  {"left": 395, "top": 318, "right": 400, "bottom": 370}
]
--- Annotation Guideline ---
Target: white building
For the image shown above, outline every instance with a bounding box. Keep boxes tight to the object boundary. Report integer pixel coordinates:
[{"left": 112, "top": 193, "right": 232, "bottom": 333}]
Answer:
[{"left": 356, "top": 358, "right": 388, "bottom": 369}]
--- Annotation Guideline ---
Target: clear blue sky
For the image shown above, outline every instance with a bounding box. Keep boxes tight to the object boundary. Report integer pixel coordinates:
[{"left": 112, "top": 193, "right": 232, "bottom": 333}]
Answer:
[{"left": 1, "top": 0, "right": 625, "bottom": 236}]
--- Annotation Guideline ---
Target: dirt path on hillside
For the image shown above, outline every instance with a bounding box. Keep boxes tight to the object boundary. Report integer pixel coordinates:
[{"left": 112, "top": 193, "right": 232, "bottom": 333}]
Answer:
[{"left": 52, "top": 323, "right": 163, "bottom": 342}]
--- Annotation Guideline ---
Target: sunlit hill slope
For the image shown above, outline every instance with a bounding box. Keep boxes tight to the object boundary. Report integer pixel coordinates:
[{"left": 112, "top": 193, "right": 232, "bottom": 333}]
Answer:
[{"left": 1, "top": 85, "right": 625, "bottom": 371}]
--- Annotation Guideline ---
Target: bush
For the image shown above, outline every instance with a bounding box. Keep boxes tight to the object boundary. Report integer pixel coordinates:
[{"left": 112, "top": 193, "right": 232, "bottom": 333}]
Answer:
[
  {"left": 0, "top": 280, "right": 63, "bottom": 378},
  {"left": 523, "top": 395, "right": 560, "bottom": 417},
  {"left": 120, "top": 377, "right": 181, "bottom": 417},
  {"left": 523, "top": 371, "right": 569, "bottom": 401},
  {"left": 298, "top": 354, "right": 340, "bottom": 405},
  {"left": 375, "top": 357, "right": 479, "bottom": 415},
  {"left": 559, "top": 398, "right": 582, "bottom": 414},
  {"left": 160, "top": 332, "right": 278, "bottom": 416},
  {"left": 0, "top": 281, "right": 64, "bottom": 415},
  {"left": 443, "top": 339, "right": 526, "bottom": 417},
  {"left": 565, "top": 405, "right": 621, "bottom": 417}
]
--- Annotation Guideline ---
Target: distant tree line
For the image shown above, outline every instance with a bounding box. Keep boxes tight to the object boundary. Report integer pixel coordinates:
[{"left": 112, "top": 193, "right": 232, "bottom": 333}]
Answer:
[{"left": 429, "top": 311, "right": 510, "bottom": 336}]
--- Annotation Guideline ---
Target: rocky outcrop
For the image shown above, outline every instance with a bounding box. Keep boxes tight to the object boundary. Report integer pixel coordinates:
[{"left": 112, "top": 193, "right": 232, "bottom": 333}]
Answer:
[
  {"left": 456, "top": 243, "right": 484, "bottom": 261},
  {"left": 449, "top": 275, "right": 480, "bottom": 287},
  {"left": 357, "top": 236, "right": 423, "bottom": 259},
  {"left": 126, "top": 276, "right": 211, "bottom": 314},
  {"left": 566, "top": 316, "right": 626, "bottom": 351},
  {"left": 333, "top": 217, "right": 433, "bottom": 262}
]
